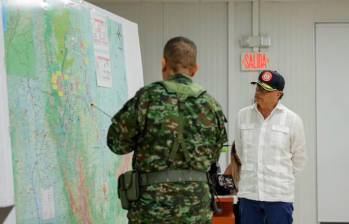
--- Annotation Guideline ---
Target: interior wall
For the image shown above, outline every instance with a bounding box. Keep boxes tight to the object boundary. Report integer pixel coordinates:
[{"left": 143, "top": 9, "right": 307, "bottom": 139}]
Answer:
[{"left": 89, "top": 1, "right": 349, "bottom": 223}]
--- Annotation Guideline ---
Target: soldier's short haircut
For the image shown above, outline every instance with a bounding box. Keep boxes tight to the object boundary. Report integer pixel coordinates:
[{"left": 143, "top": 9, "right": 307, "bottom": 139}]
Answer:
[{"left": 163, "top": 36, "right": 197, "bottom": 73}]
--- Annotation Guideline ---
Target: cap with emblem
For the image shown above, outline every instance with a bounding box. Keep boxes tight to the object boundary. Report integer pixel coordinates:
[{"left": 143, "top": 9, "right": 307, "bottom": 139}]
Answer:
[{"left": 251, "top": 70, "right": 285, "bottom": 91}]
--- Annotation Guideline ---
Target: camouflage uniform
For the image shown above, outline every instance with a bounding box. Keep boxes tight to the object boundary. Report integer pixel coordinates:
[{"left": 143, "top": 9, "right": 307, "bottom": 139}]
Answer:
[{"left": 107, "top": 74, "right": 227, "bottom": 223}]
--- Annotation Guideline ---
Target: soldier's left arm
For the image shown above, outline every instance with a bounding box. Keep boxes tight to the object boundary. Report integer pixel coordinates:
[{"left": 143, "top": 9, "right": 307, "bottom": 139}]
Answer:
[
  {"left": 290, "top": 115, "right": 307, "bottom": 174},
  {"left": 107, "top": 94, "right": 142, "bottom": 155}
]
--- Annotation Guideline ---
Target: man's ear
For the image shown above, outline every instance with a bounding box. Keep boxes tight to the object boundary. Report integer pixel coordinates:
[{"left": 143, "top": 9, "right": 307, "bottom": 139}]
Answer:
[
  {"left": 190, "top": 64, "right": 199, "bottom": 77},
  {"left": 161, "top": 58, "right": 166, "bottom": 73}
]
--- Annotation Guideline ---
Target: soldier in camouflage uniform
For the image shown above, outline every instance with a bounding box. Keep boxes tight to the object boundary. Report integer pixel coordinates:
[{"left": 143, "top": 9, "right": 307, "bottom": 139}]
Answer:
[{"left": 107, "top": 36, "right": 227, "bottom": 223}]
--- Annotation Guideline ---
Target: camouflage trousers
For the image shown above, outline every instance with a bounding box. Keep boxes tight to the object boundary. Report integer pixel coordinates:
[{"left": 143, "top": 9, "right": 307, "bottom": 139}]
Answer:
[{"left": 127, "top": 182, "right": 212, "bottom": 224}]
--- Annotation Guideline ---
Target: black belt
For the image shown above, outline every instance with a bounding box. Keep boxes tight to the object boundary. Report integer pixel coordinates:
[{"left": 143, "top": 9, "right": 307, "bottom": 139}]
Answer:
[{"left": 139, "top": 169, "right": 208, "bottom": 186}]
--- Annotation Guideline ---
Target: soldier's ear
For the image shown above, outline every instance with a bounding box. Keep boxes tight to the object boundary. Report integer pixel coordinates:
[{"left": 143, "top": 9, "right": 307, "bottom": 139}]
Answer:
[
  {"left": 162, "top": 58, "right": 169, "bottom": 75},
  {"left": 190, "top": 64, "right": 199, "bottom": 77},
  {"left": 162, "top": 58, "right": 170, "bottom": 80},
  {"left": 162, "top": 58, "right": 166, "bottom": 71}
]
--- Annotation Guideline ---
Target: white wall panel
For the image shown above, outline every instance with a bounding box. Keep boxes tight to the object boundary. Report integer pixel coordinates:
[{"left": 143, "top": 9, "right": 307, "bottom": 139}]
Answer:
[
  {"left": 163, "top": 2, "right": 228, "bottom": 114},
  {"left": 316, "top": 23, "right": 349, "bottom": 223},
  {"left": 232, "top": 2, "right": 254, "bottom": 111}
]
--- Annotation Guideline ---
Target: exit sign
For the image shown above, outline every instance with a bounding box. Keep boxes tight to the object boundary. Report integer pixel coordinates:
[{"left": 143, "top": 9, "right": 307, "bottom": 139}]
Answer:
[{"left": 241, "top": 52, "right": 269, "bottom": 71}]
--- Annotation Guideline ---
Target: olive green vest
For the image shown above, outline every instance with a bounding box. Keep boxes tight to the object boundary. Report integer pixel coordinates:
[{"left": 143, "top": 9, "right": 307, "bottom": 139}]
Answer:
[{"left": 156, "top": 77, "right": 206, "bottom": 164}]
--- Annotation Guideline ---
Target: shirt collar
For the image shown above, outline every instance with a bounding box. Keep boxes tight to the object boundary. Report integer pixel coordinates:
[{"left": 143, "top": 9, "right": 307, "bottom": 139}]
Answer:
[
  {"left": 254, "top": 102, "right": 284, "bottom": 111},
  {"left": 275, "top": 102, "right": 286, "bottom": 111},
  {"left": 253, "top": 102, "right": 286, "bottom": 117}
]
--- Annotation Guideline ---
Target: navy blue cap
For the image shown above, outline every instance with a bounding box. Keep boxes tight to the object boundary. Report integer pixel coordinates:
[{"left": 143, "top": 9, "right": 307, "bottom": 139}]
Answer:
[{"left": 251, "top": 70, "right": 285, "bottom": 91}]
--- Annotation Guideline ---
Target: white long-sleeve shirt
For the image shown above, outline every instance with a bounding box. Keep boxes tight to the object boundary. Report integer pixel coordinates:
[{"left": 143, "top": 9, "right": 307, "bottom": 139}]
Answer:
[{"left": 234, "top": 103, "right": 306, "bottom": 202}]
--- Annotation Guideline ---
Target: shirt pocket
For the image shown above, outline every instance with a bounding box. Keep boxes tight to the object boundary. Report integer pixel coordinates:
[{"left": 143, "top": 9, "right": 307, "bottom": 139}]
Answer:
[
  {"left": 240, "top": 123, "right": 256, "bottom": 147},
  {"left": 270, "top": 125, "right": 290, "bottom": 149}
]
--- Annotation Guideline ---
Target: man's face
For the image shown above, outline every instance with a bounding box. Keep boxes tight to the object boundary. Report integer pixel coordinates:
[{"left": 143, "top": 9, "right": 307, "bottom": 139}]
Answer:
[{"left": 254, "top": 84, "right": 282, "bottom": 106}]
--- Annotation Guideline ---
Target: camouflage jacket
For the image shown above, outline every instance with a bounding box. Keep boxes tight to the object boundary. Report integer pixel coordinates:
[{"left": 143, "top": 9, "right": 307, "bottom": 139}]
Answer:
[{"left": 107, "top": 74, "right": 227, "bottom": 223}]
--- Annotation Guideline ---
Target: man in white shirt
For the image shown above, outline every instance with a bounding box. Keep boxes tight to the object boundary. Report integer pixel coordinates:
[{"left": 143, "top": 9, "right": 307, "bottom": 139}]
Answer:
[{"left": 234, "top": 70, "right": 306, "bottom": 224}]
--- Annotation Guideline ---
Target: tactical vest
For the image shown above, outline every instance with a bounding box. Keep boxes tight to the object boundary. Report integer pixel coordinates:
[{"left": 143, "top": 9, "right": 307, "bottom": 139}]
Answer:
[
  {"left": 137, "top": 77, "right": 211, "bottom": 185},
  {"left": 156, "top": 78, "right": 207, "bottom": 164}
]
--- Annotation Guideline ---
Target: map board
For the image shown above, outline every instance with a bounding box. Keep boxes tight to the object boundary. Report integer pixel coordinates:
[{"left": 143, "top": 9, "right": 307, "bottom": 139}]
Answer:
[{"left": 0, "top": 0, "right": 143, "bottom": 223}]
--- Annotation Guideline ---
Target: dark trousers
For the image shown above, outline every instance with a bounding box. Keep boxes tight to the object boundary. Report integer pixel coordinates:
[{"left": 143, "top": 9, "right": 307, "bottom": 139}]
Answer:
[{"left": 239, "top": 198, "right": 293, "bottom": 224}]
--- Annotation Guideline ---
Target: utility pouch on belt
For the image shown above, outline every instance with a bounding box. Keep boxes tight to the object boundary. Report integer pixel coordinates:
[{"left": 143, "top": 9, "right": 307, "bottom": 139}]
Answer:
[{"left": 117, "top": 170, "right": 140, "bottom": 210}]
